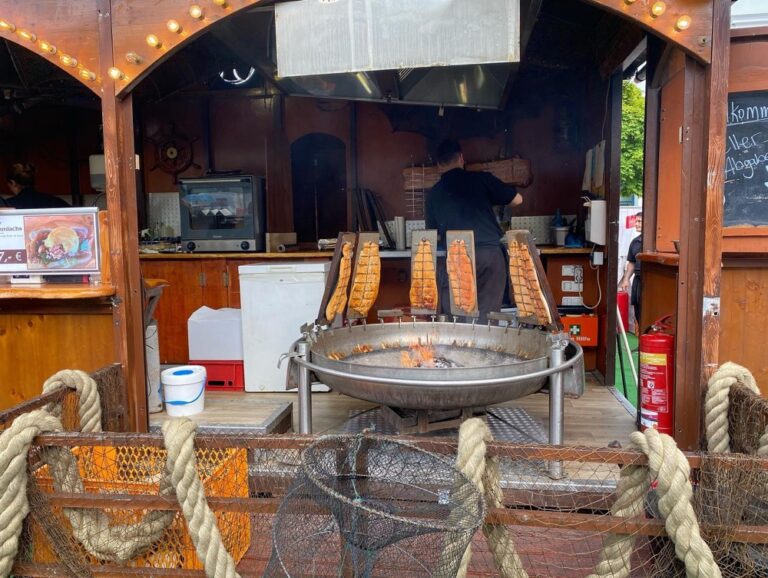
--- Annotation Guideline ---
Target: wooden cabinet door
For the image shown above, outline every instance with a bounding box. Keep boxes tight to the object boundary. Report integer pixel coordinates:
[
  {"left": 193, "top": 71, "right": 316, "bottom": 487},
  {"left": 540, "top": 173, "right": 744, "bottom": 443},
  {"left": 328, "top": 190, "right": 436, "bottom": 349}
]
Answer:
[
  {"left": 141, "top": 260, "right": 203, "bottom": 364},
  {"left": 201, "top": 260, "right": 229, "bottom": 309},
  {"left": 226, "top": 261, "right": 244, "bottom": 308}
]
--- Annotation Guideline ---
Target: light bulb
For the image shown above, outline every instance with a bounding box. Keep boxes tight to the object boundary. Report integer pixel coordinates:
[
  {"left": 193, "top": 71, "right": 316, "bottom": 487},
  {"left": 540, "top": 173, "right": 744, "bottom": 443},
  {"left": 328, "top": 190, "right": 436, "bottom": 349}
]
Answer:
[
  {"left": 60, "top": 54, "right": 78, "bottom": 67},
  {"left": 146, "top": 34, "right": 162, "bottom": 48},
  {"left": 79, "top": 69, "right": 96, "bottom": 81},
  {"left": 189, "top": 5, "right": 204, "bottom": 19},
  {"left": 213, "top": 0, "right": 228, "bottom": 7},
  {"left": 125, "top": 51, "right": 143, "bottom": 65},
  {"left": 0, "top": 20, "right": 15, "bottom": 32},
  {"left": 675, "top": 15, "right": 692, "bottom": 31},
  {"left": 651, "top": 1, "right": 666, "bottom": 17},
  {"left": 108, "top": 67, "right": 125, "bottom": 80},
  {"left": 18, "top": 29, "right": 37, "bottom": 43},
  {"left": 167, "top": 19, "right": 182, "bottom": 34},
  {"left": 39, "top": 41, "right": 57, "bottom": 55}
]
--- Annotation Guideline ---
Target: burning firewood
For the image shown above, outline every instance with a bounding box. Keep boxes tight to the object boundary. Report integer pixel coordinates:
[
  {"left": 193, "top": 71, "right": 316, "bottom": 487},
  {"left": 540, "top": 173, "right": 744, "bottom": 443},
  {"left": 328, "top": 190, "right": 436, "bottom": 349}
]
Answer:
[{"left": 447, "top": 239, "right": 477, "bottom": 314}]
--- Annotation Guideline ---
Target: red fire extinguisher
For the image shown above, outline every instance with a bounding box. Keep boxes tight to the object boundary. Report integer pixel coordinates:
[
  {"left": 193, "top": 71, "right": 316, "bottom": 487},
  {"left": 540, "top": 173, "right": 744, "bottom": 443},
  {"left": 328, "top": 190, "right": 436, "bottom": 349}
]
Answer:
[{"left": 639, "top": 315, "right": 675, "bottom": 435}]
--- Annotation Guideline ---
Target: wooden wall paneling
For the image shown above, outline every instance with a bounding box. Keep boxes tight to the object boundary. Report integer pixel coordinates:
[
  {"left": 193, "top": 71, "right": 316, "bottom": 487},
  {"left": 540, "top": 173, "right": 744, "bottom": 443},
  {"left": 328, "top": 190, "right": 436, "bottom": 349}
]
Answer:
[
  {"left": 728, "top": 38, "right": 768, "bottom": 93},
  {"left": 0, "top": 1, "right": 101, "bottom": 92},
  {"left": 639, "top": 262, "right": 678, "bottom": 336},
  {"left": 266, "top": 95, "right": 294, "bottom": 233},
  {"left": 719, "top": 263, "right": 768, "bottom": 393},
  {"left": 656, "top": 70, "right": 685, "bottom": 252},
  {"left": 99, "top": 0, "right": 147, "bottom": 431},
  {"left": 582, "top": 0, "right": 713, "bottom": 63},
  {"left": 0, "top": 305, "right": 113, "bottom": 411}
]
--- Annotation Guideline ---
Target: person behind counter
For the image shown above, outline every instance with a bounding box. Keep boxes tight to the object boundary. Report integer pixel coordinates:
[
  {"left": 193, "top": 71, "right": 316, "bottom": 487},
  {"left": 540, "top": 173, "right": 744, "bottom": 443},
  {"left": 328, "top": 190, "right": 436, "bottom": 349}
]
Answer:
[
  {"left": 5, "top": 163, "right": 70, "bottom": 209},
  {"left": 426, "top": 140, "right": 523, "bottom": 322}
]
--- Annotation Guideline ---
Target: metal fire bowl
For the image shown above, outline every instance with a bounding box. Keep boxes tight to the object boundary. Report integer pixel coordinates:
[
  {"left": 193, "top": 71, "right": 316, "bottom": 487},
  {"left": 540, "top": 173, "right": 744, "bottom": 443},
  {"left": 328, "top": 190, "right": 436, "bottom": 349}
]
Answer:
[{"left": 293, "top": 322, "right": 583, "bottom": 410}]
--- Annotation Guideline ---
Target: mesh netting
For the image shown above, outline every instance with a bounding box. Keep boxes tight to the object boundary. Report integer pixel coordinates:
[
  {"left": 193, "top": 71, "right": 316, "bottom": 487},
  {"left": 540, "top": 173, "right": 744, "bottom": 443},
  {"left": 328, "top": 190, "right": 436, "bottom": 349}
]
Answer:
[
  {"left": 5, "top": 379, "right": 768, "bottom": 577},
  {"left": 264, "top": 434, "right": 484, "bottom": 577}
]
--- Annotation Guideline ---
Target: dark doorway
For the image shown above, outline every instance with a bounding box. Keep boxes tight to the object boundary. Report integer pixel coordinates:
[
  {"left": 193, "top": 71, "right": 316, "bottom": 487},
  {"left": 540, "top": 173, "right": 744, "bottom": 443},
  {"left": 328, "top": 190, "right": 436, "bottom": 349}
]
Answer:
[{"left": 290, "top": 133, "right": 347, "bottom": 243}]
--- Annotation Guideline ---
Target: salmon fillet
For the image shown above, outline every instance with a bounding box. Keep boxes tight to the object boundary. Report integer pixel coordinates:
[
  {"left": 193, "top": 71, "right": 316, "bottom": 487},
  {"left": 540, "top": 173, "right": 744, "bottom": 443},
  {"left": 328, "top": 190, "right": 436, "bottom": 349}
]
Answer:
[
  {"left": 348, "top": 241, "right": 381, "bottom": 317},
  {"left": 508, "top": 239, "right": 552, "bottom": 325},
  {"left": 447, "top": 239, "right": 476, "bottom": 314},
  {"left": 410, "top": 239, "right": 438, "bottom": 310},
  {"left": 325, "top": 241, "right": 353, "bottom": 321}
]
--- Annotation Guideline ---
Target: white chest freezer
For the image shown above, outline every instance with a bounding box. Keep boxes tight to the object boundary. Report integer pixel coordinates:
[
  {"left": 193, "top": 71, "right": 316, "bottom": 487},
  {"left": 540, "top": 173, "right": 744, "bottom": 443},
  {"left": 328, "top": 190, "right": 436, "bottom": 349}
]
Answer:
[{"left": 239, "top": 261, "right": 330, "bottom": 392}]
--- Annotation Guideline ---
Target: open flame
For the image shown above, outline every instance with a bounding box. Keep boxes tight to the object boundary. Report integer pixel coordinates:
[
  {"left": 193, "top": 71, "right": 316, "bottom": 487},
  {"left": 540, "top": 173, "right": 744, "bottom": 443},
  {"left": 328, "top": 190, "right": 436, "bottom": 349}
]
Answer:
[{"left": 400, "top": 343, "right": 436, "bottom": 368}]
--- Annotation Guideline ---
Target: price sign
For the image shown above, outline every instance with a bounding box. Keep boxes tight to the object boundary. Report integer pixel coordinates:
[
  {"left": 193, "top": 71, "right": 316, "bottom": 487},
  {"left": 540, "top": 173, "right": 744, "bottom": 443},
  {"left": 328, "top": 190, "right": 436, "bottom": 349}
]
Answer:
[
  {"left": 0, "top": 250, "right": 26, "bottom": 264},
  {"left": 0, "top": 212, "right": 27, "bottom": 273}
]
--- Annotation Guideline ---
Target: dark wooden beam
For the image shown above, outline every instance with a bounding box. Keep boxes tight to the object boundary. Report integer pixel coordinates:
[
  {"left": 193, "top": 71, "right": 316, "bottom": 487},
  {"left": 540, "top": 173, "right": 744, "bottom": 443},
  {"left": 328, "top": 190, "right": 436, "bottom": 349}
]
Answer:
[
  {"left": 98, "top": 0, "right": 148, "bottom": 432},
  {"left": 674, "top": 0, "right": 730, "bottom": 450}
]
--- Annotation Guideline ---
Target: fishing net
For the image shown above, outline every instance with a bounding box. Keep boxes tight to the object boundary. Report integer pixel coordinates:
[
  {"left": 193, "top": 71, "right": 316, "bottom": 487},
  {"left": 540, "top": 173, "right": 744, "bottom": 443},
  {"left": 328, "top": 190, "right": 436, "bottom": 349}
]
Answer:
[
  {"left": 4, "top": 368, "right": 768, "bottom": 577},
  {"left": 263, "top": 434, "right": 484, "bottom": 577}
]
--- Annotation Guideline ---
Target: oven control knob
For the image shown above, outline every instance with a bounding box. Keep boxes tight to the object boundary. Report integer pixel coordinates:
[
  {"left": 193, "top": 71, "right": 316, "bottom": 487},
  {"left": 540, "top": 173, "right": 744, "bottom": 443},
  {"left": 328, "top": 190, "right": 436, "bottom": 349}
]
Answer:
[
  {"left": 186, "top": 241, "right": 196, "bottom": 252},
  {"left": 240, "top": 241, "right": 250, "bottom": 251}
]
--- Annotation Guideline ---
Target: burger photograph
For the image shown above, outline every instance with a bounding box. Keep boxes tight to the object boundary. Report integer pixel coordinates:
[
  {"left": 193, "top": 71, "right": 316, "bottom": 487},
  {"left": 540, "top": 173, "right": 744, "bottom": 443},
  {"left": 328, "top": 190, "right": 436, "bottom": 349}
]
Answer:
[{"left": 23, "top": 214, "right": 97, "bottom": 271}]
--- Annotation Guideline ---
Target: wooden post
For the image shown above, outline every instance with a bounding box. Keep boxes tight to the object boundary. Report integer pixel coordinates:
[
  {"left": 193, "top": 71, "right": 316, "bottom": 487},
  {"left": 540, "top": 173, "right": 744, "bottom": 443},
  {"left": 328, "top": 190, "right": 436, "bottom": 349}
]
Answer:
[
  {"left": 674, "top": 0, "right": 730, "bottom": 449},
  {"left": 98, "top": 1, "right": 148, "bottom": 432}
]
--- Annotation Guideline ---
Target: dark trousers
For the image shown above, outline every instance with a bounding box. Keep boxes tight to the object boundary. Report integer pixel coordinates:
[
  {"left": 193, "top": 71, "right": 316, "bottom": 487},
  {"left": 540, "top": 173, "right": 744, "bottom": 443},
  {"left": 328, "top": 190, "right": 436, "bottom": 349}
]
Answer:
[
  {"left": 631, "top": 275, "right": 642, "bottom": 330},
  {"left": 438, "top": 245, "right": 507, "bottom": 323}
]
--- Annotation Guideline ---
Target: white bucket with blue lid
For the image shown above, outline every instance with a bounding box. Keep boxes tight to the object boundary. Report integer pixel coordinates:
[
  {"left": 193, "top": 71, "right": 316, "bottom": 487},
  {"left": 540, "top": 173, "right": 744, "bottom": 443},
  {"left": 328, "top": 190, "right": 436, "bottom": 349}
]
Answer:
[{"left": 161, "top": 365, "right": 206, "bottom": 417}]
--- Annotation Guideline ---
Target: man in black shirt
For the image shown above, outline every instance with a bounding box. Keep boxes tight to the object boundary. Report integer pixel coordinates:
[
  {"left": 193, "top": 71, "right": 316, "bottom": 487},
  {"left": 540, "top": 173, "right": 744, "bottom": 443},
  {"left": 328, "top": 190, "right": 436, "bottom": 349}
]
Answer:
[
  {"left": 620, "top": 213, "right": 643, "bottom": 331},
  {"left": 426, "top": 140, "right": 523, "bottom": 322},
  {"left": 6, "top": 163, "right": 70, "bottom": 209}
]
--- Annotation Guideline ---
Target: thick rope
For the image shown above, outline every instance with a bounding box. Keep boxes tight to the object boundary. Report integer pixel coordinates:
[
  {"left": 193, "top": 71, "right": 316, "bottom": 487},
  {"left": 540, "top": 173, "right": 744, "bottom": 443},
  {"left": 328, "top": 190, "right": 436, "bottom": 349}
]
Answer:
[
  {"left": 704, "top": 362, "right": 761, "bottom": 453},
  {"left": 453, "top": 419, "right": 529, "bottom": 578},
  {"left": 454, "top": 420, "right": 720, "bottom": 578},
  {"left": 0, "top": 370, "right": 239, "bottom": 578},
  {"left": 162, "top": 419, "right": 241, "bottom": 578}
]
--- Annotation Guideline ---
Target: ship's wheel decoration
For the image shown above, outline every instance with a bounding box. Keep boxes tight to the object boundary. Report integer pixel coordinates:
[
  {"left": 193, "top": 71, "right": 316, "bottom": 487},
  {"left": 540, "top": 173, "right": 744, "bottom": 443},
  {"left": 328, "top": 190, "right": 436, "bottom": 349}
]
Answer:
[
  {"left": 146, "top": 123, "right": 201, "bottom": 183},
  {"left": 220, "top": 67, "right": 255, "bottom": 85}
]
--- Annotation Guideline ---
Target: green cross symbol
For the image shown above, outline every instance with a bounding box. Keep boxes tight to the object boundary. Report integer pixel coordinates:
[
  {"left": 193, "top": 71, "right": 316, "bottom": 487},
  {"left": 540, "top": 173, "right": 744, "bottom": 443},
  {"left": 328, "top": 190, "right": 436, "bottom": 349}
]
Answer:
[{"left": 570, "top": 325, "right": 581, "bottom": 336}]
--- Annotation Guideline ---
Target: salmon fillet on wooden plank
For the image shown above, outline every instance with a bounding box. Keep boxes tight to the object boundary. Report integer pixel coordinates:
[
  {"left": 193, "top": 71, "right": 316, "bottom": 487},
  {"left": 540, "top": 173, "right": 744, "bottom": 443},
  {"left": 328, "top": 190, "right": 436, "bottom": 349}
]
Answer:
[
  {"left": 447, "top": 239, "right": 477, "bottom": 314},
  {"left": 348, "top": 241, "right": 381, "bottom": 317},
  {"left": 410, "top": 239, "right": 438, "bottom": 310},
  {"left": 325, "top": 241, "right": 353, "bottom": 320}
]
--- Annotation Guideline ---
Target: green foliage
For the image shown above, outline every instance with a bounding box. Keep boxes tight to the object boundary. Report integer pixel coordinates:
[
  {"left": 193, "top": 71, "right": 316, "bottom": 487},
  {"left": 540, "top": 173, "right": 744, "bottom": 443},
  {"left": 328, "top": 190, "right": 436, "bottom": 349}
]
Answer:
[{"left": 621, "top": 80, "right": 645, "bottom": 198}]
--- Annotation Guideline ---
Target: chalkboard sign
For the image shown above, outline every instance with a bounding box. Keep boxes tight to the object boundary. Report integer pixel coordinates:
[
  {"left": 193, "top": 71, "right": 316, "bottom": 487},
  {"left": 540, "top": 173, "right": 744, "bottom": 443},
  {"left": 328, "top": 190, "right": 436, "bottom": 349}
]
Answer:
[{"left": 725, "top": 91, "right": 768, "bottom": 227}]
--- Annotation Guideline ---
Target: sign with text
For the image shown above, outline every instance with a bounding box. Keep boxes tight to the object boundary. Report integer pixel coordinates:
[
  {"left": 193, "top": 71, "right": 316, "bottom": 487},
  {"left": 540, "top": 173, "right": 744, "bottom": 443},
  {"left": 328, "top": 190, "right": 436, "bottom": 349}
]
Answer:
[
  {"left": 725, "top": 91, "right": 768, "bottom": 227},
  {"left": 0, "top": 208, "right": 100, "bottom": 274}
]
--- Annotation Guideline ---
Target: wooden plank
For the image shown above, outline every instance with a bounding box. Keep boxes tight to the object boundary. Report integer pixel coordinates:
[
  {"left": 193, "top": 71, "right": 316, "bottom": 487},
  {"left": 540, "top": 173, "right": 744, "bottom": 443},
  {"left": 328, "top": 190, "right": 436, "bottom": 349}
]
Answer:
[
  {"left": 29, "top": 430, "right": 768, "bottom": 471},
  {"left": 98, "top": 1, "right": 147, "bottom": 432}
]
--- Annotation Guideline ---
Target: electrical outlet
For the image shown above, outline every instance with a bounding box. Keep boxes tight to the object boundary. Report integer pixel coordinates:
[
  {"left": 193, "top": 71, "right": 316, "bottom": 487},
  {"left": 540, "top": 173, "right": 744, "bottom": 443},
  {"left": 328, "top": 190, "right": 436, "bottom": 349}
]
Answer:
[
  {"left": 573, "top": 266, "right": 584, "bottom": 282},
  {"left": 592, "top": 252, "right": 604, "bottom": 266},
  {"left": 562, "top": 265, "right": 575, "bottom": 277},
  {"left": 562, "top": 296, "right": 583, "bottom": 306},
  {"left": 561, "top": 281, "right": 583, "bottom": 293}
]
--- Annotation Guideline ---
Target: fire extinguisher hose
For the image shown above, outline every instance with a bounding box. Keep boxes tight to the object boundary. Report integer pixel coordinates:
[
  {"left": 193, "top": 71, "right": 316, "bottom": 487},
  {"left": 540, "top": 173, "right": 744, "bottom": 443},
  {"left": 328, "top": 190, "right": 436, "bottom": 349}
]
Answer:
[{"left": 704, "top": 361, "right": 764, "bottom": 454}]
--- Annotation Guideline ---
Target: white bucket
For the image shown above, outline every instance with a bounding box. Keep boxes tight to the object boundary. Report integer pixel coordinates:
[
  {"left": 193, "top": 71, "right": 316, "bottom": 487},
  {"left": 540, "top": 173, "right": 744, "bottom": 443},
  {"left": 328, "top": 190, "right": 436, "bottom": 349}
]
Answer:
[{"left": 161, "top": 365, "right": 206, "bottom": 417}]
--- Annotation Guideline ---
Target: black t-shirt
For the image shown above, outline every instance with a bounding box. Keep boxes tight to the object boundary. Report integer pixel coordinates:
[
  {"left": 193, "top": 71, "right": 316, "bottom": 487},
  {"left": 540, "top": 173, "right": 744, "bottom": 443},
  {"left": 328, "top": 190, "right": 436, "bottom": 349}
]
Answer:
[
  {"left": 7, "top": 188, "right": 70, "bottom": 209},
  {"left": 425, "top": 168, "right": 518, "bottom": 247},
  {"left": 627, "top": 235, "right": 642, "bottom": 277}
]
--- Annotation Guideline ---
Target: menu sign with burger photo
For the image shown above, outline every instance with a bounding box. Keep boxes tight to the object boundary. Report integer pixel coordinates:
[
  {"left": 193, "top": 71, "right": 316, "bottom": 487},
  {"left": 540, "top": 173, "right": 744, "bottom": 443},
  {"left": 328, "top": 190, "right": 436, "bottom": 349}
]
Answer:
[{"left": 0, "top": 208, "right": 100, "bottom": 275}]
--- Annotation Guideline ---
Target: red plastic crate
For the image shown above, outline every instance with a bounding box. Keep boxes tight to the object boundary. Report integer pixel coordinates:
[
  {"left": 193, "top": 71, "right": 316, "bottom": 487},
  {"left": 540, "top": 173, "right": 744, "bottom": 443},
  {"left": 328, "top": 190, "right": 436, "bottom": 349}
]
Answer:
[{"left": 190, "top": 360, "right": 244, "bottom": 392}]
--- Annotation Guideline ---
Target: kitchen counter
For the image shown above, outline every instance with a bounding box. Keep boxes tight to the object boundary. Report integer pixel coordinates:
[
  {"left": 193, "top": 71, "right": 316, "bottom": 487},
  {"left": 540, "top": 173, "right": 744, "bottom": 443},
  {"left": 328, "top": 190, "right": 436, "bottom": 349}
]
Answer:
[{"left": 139, "top": 245, "right": 594, "bottom": 260}]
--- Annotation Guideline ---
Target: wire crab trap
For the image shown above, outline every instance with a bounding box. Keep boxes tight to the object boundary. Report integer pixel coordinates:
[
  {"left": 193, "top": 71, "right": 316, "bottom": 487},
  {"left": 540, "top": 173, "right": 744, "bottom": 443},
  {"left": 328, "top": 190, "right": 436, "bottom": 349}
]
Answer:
[{"left": 264, "top": 433, "right": 484, "bottom": 577}]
